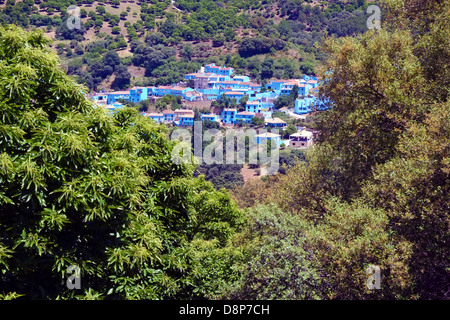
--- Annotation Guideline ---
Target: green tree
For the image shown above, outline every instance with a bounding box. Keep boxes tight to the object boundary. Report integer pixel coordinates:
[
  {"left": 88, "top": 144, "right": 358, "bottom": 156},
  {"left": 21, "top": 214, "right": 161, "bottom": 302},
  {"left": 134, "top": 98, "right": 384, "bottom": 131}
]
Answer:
[
  {"left": 102, "top": 50, "right": 121, "bottom": 70},
  {"left": 96, "top": 5, "right": 106, "bottom": 15},
  {"left": 111, "top": 26, "right": 121, "bottom": 34},
  {"left": 112, "top": 65, "right": 131, "bottom": 90},
  {"left": 222, "top": 205, "right": 321, "bottom": 299},
  {"left": 283, "top": 124, "right": 297, "bottom": 138},
  {"left": 181, "top": 44, "right": 193, "bottom": 60},
  {"left": 289, "top": 84, "right": 299, "bottom": 101},
  {"left": 264, "top": 0, "right": 450, "bottom": 300},
  {"left": 251, "top": 116, "right": 264, "bottom": 126},
  {"left": 0, "top": 25, "right": 242, "bottom": 300},
  {"left": 212, "top": 34, "right": 225, "bottom": 47},
  {"left": 120, "top": 11, "right": 128, "bottom": 20}
]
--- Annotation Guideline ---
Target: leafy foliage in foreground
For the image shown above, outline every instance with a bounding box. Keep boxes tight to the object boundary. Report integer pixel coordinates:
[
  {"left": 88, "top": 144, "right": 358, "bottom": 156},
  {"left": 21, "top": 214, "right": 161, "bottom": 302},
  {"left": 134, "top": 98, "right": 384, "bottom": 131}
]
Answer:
[
  {"left": 0, "top": 25, "right": 242, "bottom": 300},
  {"left": 231, "top": 0, "right": 449, "bottom": 299},
  {"left": 222, "top": 205, "right": 322, "bottom": 300}
]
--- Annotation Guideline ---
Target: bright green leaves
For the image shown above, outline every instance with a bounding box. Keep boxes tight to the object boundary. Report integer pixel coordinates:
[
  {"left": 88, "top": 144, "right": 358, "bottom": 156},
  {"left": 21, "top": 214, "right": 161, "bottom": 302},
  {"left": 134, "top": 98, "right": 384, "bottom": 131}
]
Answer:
[
  {"left": 305, "top": 198, "right": 413, "bottom": 299},
  {"left": 39, "top": 207, "right": 70, "bottom": 232},
  {"left": 0, "top": 292, "right": 24, "bottom": 300},
  {"left": 0, "top": 124, "right": 25, "bottom": 147},
  {"left": 13, "top": 229, "right": 53, "bottom": 257},
  {"left": 0, "top": 242, "right": 14, "bottom": 270},
  {"left": 221, "top": 204, "right": 322, "bottom": 300},
  {"left": 16, "top": 157, "right": 47, "bottom": 206},
  {"left": 61, "top": 132, "right": 94, "bottom": 157},
  {"left": 0, "top": 152, "right": 14, "bottom": 176},
  {"left": 0, "top": 26, "right": 243, "bottom": 300},
  {"left": 1, "top": 63, "right": 38, "bottom": 100}
]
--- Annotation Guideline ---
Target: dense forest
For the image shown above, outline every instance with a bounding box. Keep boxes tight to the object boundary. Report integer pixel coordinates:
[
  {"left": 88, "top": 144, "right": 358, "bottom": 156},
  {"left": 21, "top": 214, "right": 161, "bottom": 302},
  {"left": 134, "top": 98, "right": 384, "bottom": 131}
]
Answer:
[{"left": 0, "top": 0, "right": 449, "bottom": 301}]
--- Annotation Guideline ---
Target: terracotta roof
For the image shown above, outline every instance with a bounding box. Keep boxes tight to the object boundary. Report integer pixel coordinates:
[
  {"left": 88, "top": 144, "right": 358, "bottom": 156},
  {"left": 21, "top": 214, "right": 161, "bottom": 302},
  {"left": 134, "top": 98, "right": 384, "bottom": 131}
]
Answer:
[
  {"left": 157, "top": 86, "right": 173, "bottom": 90},
  {"left": 265, "top": 117, "right": 287, "bottom": 124},
  {"left": 224, "top": 91, "right": 244, "bottom": 95},
  {"left": 163, "top": 109, "right": 175, "bottom": 114},
  {"left": 147, "top": 113, "right": 164, "bottom": 117},
  {"left": 237, "top": 111, "right": 256, "bottom": 116},
  {"left": 222, "top": 81, "right": 240, "bottom": 84},
  {"left": 171, "top": 86, "right": 188, "bottom": 91},
  {"left": 223, "top": 108, "right": 237, "bottom": 112},
  {"left": 283, "top": 80, "right": 299, "bottom": 85},
  {"left": 180, "top": 114, "right": 194, "bottom": 118}
]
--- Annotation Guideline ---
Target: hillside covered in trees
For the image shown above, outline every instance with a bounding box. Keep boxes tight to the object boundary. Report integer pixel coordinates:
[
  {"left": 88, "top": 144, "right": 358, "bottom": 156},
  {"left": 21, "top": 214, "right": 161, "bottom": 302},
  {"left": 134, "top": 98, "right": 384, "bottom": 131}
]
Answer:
[
  {"left": 0, "top": 0, "right": 449, "bottom": 301},
  {"left": 1, "top": 0, "right": 371, "bottom": 90}
]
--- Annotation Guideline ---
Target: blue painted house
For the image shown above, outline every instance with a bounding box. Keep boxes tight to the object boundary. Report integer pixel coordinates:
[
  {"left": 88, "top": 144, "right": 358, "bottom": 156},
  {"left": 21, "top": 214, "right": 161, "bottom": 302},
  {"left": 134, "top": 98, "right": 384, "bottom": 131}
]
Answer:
[
  {"left": 235, "top": 111, "right": 255, "bottom": 124},
  {"left": 245, "top": 101, "right": 262, "bottom": 113},
  {"left": 302, "top": 75, "right": 319, "bottom": 81},
  {"left": 254, "top": 132, "right": 282, "bottom": 146},
  {"left": 249, "top": 83, "right": 261, "bottom": 91},
  {"left": 266, "top": 80, "right": 286, "bottom": 93},
  {"left": 280, "top": 80, "right": 299, "bottom": 96},
  {"left": 185, "top": 73, "right": 199, "bottom": 80},
  {"left": 92, "top": 94, "right": 108, "bottom": 101},
  {"left": 294, "top": 97, "right": 315, "bottom": 114},
  {"left": 178, "top": 114, "right": 195, "bottom": 126},
  {"left": 146, "top": 113, "right": 164, "bottom": 123},
  {"left": 297, "top": 84, "right": 313, "bottom": 97},
  {"left": 154, "top": 86, "right": 173, "bottom": 97},
  {"left": 163, "top": 110, "right": 176, "bottom": 122},
  {"left": 201, "top": 114, "right": 218, "bottom": 122},
  {"left": 223, "top": 91, "right": 245, "bottom": 103},
  {"left": 265, "top": 117, "right": 287, "bottom": 128},
  {"left": 171, "top": 86, "right": 194, "bottom": 97},
  {"left": 221, "top": 108, "right": 237, "bottom": 124},
  {"left": 107, "top": 91, "right": 129, "bottom": 104},
  {"left": 232, "top": 75, "right": 250, "bottom": 82},
  {"left": 306, "top": 79, "right": 319, "bottom": 88},
  {"left": 129, "top": 87, "right": 148, "bottom": 103},
  {"left": 197, "top": 88, "right": 220, "bottom": 100},
  {"left": 204, "top": 63, "right": 234, "bottom": 76}
]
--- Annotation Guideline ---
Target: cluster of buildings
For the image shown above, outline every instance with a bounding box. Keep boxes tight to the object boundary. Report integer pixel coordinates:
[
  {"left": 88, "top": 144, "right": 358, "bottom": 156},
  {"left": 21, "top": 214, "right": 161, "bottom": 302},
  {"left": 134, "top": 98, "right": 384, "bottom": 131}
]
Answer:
[
  {"left": 90, "top": 63, "right": 324, "bottom": 115},
  {"left": 89, "top": 63, "right": 323, "bottom": 148},
  {"left": 140, "top": 107, "right": 313, "bottom": 148}
]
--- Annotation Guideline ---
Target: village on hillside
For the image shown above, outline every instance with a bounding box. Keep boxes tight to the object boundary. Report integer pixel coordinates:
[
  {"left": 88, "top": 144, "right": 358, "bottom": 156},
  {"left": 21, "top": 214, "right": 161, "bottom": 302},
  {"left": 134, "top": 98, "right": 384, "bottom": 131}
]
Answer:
[{"left": 88, "top": 63, "right": 325, "bottom": 148}]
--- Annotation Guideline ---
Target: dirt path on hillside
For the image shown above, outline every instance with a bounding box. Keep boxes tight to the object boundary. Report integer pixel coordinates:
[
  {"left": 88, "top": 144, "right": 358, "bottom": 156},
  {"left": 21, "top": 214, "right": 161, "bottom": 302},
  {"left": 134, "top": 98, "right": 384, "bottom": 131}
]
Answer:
[{"left": 241, "top": 163, "right": 261, "bottom": 184}]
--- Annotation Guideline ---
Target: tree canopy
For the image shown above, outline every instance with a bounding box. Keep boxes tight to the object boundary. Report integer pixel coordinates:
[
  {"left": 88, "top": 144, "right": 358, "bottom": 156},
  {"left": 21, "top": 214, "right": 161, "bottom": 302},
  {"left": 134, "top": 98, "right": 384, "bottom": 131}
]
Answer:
[{"left": 0, "top": 25, "right": 242, "bottom": 300}]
